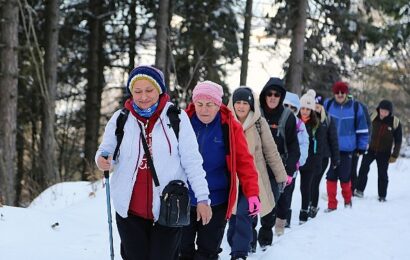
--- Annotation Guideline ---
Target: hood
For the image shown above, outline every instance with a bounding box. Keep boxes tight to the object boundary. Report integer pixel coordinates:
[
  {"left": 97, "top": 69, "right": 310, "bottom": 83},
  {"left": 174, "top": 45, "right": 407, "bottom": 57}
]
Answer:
[
  {"left": 228, "top": 88, "right": 262, "bottom": 131},
  {"left": 259, "top": 77, "right": 286, "bottom": 110},
  {"left": 283, "top": 91, "right": 300, "bottom": 115}
]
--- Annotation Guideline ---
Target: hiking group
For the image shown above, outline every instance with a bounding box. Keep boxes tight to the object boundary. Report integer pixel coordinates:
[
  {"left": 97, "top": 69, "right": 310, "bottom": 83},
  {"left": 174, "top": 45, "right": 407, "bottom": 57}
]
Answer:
[{"left": 95, "top": 65, "right": 402, "bottom": 260}]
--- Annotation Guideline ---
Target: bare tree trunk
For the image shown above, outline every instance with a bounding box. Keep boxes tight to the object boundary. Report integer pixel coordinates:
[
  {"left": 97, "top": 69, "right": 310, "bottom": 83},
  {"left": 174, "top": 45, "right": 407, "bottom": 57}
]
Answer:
[
  {"left": 83, "top": 0, "right": 105, "bottom": 180},
  {"left": 285, "top": 0, "right": 307, "bottom": 95},
  {"left": 40, "top": 0, "right": 59, "bottom": 188},
  {"left": 155, "top": 0, "right": 170, "bottom": 73},
  {"left": 128, "top": 0, "right": 137, "bottom": 71},
  {"left": 240, "top": 0, "right": 253, "bottom": 86},
  {"left": 0, "top": 0, "right": 19, "bottom": 205}
]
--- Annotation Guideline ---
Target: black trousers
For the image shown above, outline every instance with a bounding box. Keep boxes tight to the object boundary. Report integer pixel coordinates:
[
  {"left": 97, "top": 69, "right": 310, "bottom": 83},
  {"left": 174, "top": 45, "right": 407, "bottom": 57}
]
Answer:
[
  {"left": 356, "top": 151, "right": 390, "bottom": 198},
  {"left": 350, "top": 151, "right": 360, "bottom": 192},
  {"left": 179, "top": 203, "right": 227, "bottom": 260},
  {"left": 258, "top": 178, "right": 295, "bottom": 246},
  {"left": 300, "top": 165, "right": 319, "bottom": 211},
  {"left": 310, "top": 158, "right": 329, "bottom": 208},
  {"left": 116, "top": 213, "right": 182, "bottom": 260}
]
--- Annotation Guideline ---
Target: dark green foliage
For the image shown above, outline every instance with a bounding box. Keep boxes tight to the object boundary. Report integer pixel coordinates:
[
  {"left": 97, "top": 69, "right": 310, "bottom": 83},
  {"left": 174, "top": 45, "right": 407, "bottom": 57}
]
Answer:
[{"left": 170, "top": 0, "right": 240, "bottom": 105}]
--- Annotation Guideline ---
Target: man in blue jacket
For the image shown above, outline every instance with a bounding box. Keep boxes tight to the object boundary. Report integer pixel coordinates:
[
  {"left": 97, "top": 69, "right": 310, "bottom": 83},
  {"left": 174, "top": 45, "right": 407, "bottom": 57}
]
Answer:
[{"left": 323, "top": 81, "right": 369, "bottom": 211}]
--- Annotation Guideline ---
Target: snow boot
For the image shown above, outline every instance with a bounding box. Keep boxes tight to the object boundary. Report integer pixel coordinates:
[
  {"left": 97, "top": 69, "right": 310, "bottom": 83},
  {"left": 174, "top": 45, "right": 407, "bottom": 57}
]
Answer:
[
  {"left": 344, "top": 201, "right": 352, "bottom": 208},
  {"left": 299, "top": 209, "right": 309, "bottom": 224},
  {"left": 324, "top": 208, "right": 336, "bottom": 213},
  {"left": 354, "top": 190, "right": 364, "bottom": 198},
  {"left": 308, "top": 206, "right": 319, "bottom": 218},
  {"left": 275, "top": 218, "right": 286, "bottom": 236},
  {"left": 378, "top": 197, "right": 386, "bottom": 202}
]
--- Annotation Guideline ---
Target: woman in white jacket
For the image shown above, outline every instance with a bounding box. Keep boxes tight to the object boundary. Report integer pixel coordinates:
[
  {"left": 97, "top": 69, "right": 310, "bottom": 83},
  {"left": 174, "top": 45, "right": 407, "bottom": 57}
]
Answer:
[{"left": 95, "top": 65, "right": 212, "bottom": 260}]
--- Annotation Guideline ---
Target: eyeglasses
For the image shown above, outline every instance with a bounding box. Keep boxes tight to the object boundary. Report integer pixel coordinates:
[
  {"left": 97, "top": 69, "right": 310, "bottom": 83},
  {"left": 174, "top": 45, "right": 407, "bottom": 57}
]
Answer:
[
  {"left": 267, "top": 91, "right": 281, "bottom": 98},
  {"left": 284, "top": 103, "right": 297, "bottom": 112},
  {"left": 335, "top": 91, "right": 346, "bottom": 95}
]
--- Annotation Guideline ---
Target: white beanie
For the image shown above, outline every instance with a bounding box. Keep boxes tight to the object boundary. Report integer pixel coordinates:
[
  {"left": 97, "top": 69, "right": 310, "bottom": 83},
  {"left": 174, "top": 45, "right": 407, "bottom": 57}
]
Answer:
[{"left": 300, "top": 89, "right": 316, "bottom": 110}]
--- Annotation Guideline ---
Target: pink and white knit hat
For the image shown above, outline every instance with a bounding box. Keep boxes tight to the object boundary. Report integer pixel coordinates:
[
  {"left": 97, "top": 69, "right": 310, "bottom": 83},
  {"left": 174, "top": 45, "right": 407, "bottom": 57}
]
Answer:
[{"left": 192, "top": 81, "right": 224, "bottom": 106}]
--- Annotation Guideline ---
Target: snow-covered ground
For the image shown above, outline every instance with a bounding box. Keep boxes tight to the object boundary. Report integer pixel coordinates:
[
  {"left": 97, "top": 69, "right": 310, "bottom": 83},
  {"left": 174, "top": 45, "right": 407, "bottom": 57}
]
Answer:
[{"left": 1, "top": 158, "right": 410, "bottom": 260}]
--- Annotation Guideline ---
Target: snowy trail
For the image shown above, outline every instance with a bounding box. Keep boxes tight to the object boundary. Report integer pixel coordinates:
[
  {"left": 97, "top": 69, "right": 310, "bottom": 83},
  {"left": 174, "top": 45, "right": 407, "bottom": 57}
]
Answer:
[{"left": 1, "top": 159, "right": 410, "bottom": 259}]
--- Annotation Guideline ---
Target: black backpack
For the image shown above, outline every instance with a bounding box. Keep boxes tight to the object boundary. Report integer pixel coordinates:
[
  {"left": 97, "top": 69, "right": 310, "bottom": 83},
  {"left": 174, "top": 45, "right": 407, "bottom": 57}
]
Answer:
[{"left": 112, "top": 105, "right": 181, "bottom": 161}]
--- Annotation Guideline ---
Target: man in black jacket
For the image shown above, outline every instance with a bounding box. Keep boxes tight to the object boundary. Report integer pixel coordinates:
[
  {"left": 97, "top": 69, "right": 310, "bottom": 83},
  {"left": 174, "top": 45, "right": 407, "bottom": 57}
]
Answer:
[
  {"left": 355, "top": 100, "right": 402, "bottom": 202},
  {"left": 257, "top": 77, "right": 300, "bottom": 248}
]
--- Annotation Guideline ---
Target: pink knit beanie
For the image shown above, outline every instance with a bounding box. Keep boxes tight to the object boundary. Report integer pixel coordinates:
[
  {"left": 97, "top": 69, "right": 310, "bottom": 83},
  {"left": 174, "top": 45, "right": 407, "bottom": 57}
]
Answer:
[{"left": 192, "top": 81, "right": 224, "bottom": 106}]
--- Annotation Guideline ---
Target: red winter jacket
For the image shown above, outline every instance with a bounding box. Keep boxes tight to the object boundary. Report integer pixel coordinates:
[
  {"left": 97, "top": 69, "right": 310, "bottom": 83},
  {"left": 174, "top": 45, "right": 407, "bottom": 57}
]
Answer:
[{"left": 186, "top": 103, "right": 259, "bottom": 219}]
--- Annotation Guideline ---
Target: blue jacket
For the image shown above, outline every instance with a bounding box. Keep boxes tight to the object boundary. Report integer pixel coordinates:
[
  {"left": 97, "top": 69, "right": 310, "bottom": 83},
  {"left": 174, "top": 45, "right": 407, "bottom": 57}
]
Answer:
[
  {"left": 190, "top": 112, "right": 229, "bottom": 206},
  {"left": 324, "top": 98, "right": 369, "bottom": 152}
]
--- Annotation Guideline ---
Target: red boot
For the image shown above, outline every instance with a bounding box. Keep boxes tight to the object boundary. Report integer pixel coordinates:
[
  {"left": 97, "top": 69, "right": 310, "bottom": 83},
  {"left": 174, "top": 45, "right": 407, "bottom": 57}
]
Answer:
[
  {"left": 327, "top": 180, "right": 338, "bottom": 210},
  {"left": 341, "top": 181, "right": 352, "bottom": 206}
]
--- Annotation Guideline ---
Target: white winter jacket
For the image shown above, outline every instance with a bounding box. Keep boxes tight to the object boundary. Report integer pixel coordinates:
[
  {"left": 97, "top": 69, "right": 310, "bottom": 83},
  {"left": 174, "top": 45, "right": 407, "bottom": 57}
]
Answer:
[{"left": 95, "top": 102, "right": 210, "bottom": 219}]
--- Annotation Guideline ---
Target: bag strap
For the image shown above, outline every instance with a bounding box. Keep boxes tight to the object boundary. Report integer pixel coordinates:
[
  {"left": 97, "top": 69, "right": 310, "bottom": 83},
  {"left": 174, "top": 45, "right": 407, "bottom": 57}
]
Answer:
[
  {"left": 113, "top": 108, "right": 130, "bottom": 161},
  {"left": 255, "top": 118, "right": 262, "bottom": 136},
  {"left": 138, "top": 122, "right": 160, "bottom": 187},
  {"left": 167, "top": 105, "right": 181, "bottom": 140}
]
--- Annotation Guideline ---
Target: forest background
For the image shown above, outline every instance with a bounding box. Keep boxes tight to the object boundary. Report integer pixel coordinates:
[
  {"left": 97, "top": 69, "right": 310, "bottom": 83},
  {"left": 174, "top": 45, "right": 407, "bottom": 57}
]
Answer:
[{"left": 0, "top": 0, "right": 409, "bottom": 206}]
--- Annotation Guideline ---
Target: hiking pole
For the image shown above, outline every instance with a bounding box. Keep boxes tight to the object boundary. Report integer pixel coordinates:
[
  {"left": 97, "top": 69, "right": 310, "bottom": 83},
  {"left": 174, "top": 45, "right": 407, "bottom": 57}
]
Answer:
[{"left": 101, "top": 151, "right": 114, "bottom": 260}]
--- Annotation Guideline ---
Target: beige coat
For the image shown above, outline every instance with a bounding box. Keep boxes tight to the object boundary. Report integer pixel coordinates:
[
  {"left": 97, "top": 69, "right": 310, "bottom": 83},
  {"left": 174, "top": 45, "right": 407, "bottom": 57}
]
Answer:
[{"left": 228, "top": 93, "right": 287, "bottom": 217}]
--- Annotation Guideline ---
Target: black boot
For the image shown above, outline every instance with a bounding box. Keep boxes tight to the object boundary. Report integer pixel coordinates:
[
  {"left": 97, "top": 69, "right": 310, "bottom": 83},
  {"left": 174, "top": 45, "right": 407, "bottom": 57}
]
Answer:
[
  {"left": 308, "top": 206, "right": 319, "bottom": 218},
  {"left": 299, "top": 209, "right": 309, "bottom": 224}
]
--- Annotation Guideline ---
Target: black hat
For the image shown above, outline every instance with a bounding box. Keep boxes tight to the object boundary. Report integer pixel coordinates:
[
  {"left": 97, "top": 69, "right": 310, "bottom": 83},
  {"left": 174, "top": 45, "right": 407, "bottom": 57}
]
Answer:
[
  {"left": 233, "top": 87, "right": 254, "bottom": 111},
  {"left": 377, "top": 100, "right": 393, "bottom": 113}
]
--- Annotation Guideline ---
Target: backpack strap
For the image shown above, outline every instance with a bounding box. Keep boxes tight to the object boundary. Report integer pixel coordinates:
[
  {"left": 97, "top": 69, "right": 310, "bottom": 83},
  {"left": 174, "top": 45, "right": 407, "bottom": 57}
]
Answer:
[
  {"left": 325, "top": 98, "right": 334, "bottom": 112},
  {"left": 167, "top": 105, "right": 181, "bottom": 140},
  {"left": 277, "top": 107, "right": 292, "bottom": 155},
  {"left": 113, "top": 108, "right": 130, "bottom": 161},
  {"left": 255, "top": 118, "right": 262, "bottom": 136},
  {"left": 393, "top": 116, "right": 400, "bottom": 130}
]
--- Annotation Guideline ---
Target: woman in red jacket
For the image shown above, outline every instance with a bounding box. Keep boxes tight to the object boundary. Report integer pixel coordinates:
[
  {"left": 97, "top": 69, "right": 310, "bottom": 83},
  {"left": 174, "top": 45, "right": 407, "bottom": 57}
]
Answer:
[{"left": 179, "top": 81, "right": 260, "bottom": 260}]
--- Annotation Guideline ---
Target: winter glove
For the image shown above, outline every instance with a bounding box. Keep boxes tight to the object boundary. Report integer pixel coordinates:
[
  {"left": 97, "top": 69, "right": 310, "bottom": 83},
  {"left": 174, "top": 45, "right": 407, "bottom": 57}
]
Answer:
[
  {"left": 248, "top": 196, "right": 261, "bottom": 216},
  {"left": 277, "top": 181, "right": 286, "bottom": 193},
  {"left": 356, "top": 149, "right": 366, "bottom": 156},
  {"left": 286, "top": 175, "right": 293, "bottom": 186},
  {"left": 389, "top": 156, "right": 397, "bottom": 163},
  {"left": 332, "top": 159, "right": 340, "bottom": 170}
]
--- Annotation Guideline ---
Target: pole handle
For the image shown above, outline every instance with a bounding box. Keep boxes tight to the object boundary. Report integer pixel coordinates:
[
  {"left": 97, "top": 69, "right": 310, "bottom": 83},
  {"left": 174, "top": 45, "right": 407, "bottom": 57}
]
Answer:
[{"left": 101, "top": 151, "right": 110, "bottom": 179}]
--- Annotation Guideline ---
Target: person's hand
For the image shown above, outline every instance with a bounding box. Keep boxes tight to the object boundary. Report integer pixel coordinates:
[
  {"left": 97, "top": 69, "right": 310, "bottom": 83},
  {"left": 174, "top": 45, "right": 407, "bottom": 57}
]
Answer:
[
  {"left": 278, "top": 181, "right": 286, "bottom": 193},
  {"left": 197, "top": 202, "right": 212, "bottom": 225},
  {"left": 389, "top": 156, "right": 397, "bottom": 163},
  {"left": 357, "top": 149, "right": 366, "bottom": 156},
  {"left": 332, "top": 159, "right": 340, "bottom": 169},
  {"left": 286, "top": 175, "right": 293, "bottom": 186},
  {"left": 248, "top": 196, "right": 261, "bottom": 216},
  {"left": 96, "top": 154, "right": 112, "bottom": 171}
]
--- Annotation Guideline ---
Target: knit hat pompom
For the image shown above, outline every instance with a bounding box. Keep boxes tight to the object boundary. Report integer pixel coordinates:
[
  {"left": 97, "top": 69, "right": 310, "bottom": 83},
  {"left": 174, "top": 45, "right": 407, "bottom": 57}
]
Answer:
[
  {"left": 232, "top": 87, "right": 254, "bottom": 111},
  {"left": 126, "top": 65, "right": 166, "bottom": 95},
  {"left": 332, "top": 81, "right": 349, "bottom": 94},
  {"left": 192, "top": 81, "right": 224, "bottom": 106},
  {"left": 300, "top": 89, "right": 316, "bottom": 110}
]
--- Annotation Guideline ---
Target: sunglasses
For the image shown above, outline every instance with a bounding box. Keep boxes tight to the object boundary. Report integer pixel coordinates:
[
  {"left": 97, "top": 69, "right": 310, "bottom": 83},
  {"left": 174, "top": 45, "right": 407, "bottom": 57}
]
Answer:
[
  {"left": 335, "top": 91, "right": 346, "bottom": 95},
  {"left": 267, "top": 91, "right": 281, "bottom": 98},
  {"left": 284, "top": 104, "right": 297, "bottom": 112}
]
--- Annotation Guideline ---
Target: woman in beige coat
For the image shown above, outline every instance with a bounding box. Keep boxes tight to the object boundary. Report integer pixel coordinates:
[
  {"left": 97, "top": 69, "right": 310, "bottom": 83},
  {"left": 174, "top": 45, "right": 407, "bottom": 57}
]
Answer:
[{"left": 227, "top": 86, "right": 287, "bottom": 257}]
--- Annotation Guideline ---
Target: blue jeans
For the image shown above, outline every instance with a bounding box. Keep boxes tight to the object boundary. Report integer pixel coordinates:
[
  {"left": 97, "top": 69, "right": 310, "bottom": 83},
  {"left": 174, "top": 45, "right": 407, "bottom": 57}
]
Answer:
[{"left": 227, "top": 193, "right": 252, "bottom": 258}]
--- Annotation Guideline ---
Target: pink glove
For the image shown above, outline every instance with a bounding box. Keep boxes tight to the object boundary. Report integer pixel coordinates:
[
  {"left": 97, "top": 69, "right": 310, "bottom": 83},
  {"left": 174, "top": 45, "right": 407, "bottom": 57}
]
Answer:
[
  {"left": 286, "top": 175, "right": 293, "bottom": 186},
  {"left": 248, "top": 196, "right": 261, "bottom": 216}
]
